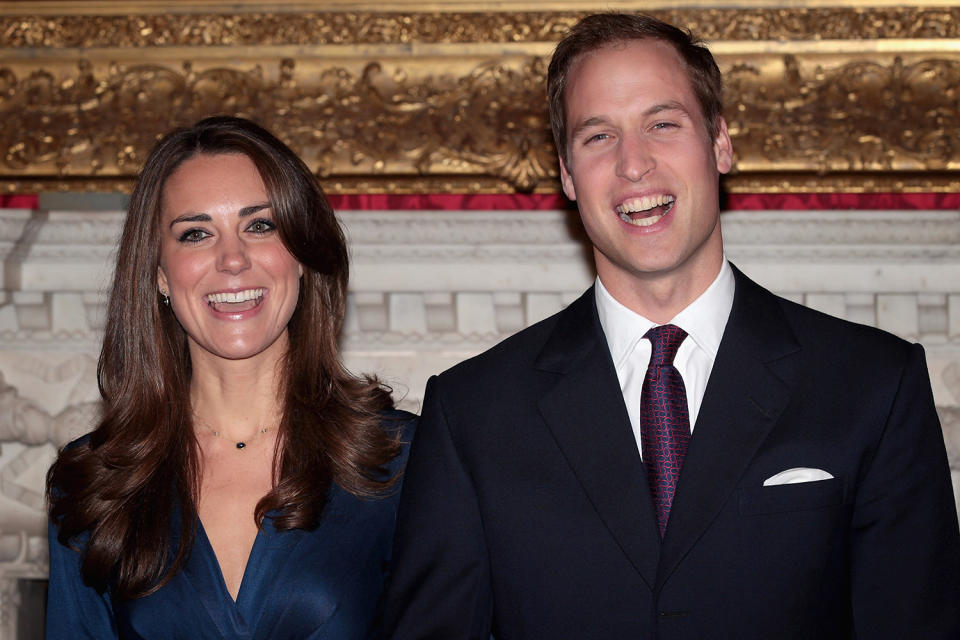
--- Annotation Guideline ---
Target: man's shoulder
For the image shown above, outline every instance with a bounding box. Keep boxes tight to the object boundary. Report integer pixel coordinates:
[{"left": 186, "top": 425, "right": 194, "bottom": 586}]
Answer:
[
  {"left": 733, "top": 266, "right": 913, "bottom": 354},
  {"left": 775, "top": 291, "right": 910, "bottom": 349},
  {"left": 435, "top": 299, "right": 575, "bottom": 387},
  {"left": 766, "top": 287, "right": 919, "bottom": 377}
]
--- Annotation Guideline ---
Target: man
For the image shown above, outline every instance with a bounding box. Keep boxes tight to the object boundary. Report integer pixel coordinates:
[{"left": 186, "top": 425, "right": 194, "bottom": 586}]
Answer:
[{"left": 382, "top": 13, "right": 960, "bottom": 639}]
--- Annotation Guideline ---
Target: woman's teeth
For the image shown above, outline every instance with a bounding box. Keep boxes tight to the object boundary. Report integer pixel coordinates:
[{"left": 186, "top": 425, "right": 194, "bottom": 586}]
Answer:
[
  {"left": 206, "top": 288, "right": 264, "bottom": 305},
  {"left": 207, "top": 289, "right": 263, "bottom": 302}
]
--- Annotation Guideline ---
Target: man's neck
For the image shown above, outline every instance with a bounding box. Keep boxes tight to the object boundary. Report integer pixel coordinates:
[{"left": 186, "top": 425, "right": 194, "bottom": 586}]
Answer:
[{"left": 597, "top": 258, "right": 724, "bottom": 324}]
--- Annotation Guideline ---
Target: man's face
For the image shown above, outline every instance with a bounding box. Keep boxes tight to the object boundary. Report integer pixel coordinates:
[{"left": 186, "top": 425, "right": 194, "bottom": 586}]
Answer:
[{"left": 559, "top": 39, "right": 733, "bottom": 307}]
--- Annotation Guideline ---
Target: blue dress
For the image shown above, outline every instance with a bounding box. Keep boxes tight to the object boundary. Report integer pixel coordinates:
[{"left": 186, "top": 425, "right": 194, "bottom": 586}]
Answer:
[{"left": 46, "top": 412, "right": 414, "bottom": 639}]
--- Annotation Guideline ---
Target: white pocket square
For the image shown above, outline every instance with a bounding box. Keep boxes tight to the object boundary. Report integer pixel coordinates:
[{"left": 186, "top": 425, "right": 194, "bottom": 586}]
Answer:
[{"left": 763, "top": 467, "right": 834, "bottom": 486}]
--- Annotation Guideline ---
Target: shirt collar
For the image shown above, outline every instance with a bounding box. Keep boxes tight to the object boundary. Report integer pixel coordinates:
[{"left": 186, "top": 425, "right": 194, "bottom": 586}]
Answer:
[{"left": 595, "top": 259, "right": 735, "bottom": 368}]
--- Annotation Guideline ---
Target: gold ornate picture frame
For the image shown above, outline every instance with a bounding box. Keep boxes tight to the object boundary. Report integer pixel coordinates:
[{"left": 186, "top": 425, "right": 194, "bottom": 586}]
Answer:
[{"left": 2, "top": 1, "right": 959, "bottom": 195}]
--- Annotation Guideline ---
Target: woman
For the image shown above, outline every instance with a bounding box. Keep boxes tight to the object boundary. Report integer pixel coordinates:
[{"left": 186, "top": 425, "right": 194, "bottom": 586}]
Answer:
[{"left": 46, "top": 116, "right": 413, "bottom": 639}]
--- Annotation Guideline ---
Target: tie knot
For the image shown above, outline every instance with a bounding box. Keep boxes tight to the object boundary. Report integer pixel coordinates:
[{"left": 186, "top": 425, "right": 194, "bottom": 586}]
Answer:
[{"left": 644, "top": 324, "right": 687, "bottom": 367}]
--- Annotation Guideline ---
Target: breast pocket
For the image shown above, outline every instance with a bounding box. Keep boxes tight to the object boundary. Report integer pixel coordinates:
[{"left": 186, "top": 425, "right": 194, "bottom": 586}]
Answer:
[{"left": 738, "top": 477, "right": 844, "bottom": 516}]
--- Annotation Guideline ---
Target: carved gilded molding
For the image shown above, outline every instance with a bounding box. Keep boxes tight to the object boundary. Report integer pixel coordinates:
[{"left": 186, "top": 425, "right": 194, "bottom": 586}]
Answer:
[
  {"left": 2, "top": 5, "right": 960, "bottom": 194},
  {"left": 5, "top": 8, "right": 960, "bottom": 47}
]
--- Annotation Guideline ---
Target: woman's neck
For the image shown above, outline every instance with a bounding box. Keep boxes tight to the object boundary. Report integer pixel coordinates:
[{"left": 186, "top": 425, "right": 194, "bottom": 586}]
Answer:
[{"left": 188, "top": 349, "right": 285, "bottom": 443}]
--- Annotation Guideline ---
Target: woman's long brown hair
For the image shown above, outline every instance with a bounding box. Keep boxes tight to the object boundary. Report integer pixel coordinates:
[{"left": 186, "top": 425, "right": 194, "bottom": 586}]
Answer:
[{"left": 46, "top": 116, "right": 399, "bottom": 598}]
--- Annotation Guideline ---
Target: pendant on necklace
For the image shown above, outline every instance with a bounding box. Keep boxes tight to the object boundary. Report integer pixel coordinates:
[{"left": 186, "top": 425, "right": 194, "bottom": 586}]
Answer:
[{"left": 202, "top": 423, "right": 268, "bottom": 451}]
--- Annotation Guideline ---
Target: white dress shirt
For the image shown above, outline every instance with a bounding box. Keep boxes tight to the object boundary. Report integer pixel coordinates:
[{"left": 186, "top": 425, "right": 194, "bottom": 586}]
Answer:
[{"left": 595, "top": 259, "right": 735, "bottom": 457}]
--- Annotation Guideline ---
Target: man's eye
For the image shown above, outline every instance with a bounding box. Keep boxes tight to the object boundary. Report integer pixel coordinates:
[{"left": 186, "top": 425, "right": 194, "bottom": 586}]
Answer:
[
  {"left": 652, "top": 121, "right": 678, "bottom": 130},
  {"left": 178, "top": 229, "right": 210, "bottom": 243},
  {"left": 585, "top": 133, "right": 610, "bottom": 144},
  {"left": 247, "top": 219, "right": 276, "bottom": 234}
]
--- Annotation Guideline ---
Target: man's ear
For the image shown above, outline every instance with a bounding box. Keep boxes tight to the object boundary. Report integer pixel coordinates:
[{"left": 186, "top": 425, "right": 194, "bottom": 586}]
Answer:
[
  {"left": 559, "top": 153, "right": 577, "bottom": 201},
  {"left": 713, "top": 117, "right": 733, "bottom": 175}
]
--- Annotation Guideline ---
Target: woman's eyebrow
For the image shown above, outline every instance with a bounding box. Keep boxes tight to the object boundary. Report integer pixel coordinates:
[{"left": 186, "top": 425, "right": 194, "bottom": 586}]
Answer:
[
  {"left": 168, "top": 212, "right": 210, "bottom": 228},
  {"left": 238, "top": 203, "right": 271, "bottom": 217},
  {"left": 167, "top": 203, "right": 270, "bottom": 228}
]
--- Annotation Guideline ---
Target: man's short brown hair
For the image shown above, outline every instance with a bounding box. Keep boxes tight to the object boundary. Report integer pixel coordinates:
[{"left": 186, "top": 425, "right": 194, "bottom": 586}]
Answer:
[{"left": 547, "top": 12, "right": 723, "bottom": 167}]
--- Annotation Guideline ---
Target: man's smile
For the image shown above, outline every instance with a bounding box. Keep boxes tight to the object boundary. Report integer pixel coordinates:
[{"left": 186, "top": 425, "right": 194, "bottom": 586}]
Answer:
[{"left": 615, "top": 194, "right": 675, "bottom": 227}]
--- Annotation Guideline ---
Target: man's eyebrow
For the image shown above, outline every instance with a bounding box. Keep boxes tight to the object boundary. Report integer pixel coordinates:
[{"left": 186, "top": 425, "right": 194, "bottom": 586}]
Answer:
[
  {"left": 167, "top": 203, "right": 271, "bottom": 228},
  {"left": 568, "top": 101, "right": 692, "bottom": 141},
  {"left": 645, "top": 101, "right": 690, "bottom": 117},
  {"left": 569, "top": 116, "right": 610, "bottom": 141}
]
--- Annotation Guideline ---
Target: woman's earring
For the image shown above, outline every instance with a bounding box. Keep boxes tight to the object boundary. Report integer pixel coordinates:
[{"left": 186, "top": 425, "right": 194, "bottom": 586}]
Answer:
[{"left": 160, "top": 290, "right": 170, "bottom": 306}]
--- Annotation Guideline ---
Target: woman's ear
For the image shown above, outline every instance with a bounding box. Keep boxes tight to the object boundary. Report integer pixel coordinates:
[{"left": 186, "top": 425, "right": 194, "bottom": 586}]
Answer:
[{"left": 157, "top": 267, "right": 169, "bottom": 296}]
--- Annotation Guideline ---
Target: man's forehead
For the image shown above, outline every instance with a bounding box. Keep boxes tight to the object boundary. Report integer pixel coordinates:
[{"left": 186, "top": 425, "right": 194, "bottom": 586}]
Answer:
[
  {"left": 565, "top": 40, "right": 691, "bottom": 105},
  {"left": 568, "top": 38, "right": 683, "bottom": 75},
  {"left": 565, "top": 40, "right": 690, "bottom": 106}
]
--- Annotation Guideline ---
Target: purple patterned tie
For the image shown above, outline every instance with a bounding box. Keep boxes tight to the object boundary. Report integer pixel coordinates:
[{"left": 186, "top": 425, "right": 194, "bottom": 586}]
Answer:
[{"left": 640, "top": 324, "right": 691, "bottom": 537}]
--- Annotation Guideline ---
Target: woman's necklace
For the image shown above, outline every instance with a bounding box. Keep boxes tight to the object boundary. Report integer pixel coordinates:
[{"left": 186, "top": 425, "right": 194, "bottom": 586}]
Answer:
[{"left": 193, "top": 415, "right": 270, "bottom": 450}]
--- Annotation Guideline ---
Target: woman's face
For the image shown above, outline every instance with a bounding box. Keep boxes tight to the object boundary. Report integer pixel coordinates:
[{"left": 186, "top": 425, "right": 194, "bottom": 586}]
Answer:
[{"left": 157, "top": 152, "right": 302, "bottom": 365}]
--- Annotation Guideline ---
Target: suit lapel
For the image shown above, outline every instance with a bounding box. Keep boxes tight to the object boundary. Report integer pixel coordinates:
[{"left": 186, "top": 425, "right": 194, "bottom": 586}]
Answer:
[
  {"left": 657, "top": 267, "right": 801, "bottom": 587},
  {"left": 536, "top": 288, "right": 661, "bottom": 589}
]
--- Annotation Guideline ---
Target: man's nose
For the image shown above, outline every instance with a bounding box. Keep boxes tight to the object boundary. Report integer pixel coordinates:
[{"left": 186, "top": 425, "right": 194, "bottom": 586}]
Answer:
[{"left": 616, "top": 135, "right": 656, "bottom": 182}]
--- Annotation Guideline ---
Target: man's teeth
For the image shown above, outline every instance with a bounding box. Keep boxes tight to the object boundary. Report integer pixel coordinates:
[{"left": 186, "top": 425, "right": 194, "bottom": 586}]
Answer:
[
  {"left": 615, "top": 194, "right": 675, "bottom": 214},
  {"left": 620, "top": 212, "right": 664, "bottom": 227},
  {"left": 206, "top": 289, "right": 264, "bottom": 304},
  {"left": 615, "top": 194, "right": 675, "bottom": 227}
]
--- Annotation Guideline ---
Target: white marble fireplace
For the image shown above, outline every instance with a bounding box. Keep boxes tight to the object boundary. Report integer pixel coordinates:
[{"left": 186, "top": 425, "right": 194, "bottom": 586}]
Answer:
[{"left": 1, "top": 206, "right": 959, "bottom": 637}]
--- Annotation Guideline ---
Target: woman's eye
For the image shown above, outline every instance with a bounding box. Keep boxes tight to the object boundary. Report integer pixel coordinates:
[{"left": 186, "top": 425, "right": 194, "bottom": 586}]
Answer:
[
  {"left": 247, "top": 219, "right": 276, "bottom": 234},
  {"left": 586, "top": 133, "right": 610, "bottom": 144},
  {"left": 178, "top": 229, "right": 210, "bottom": 243}
]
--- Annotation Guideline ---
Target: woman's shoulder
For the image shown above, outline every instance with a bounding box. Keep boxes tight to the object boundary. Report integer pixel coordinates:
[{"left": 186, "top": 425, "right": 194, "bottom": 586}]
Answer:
[
  {"left": 378, "top": 408, "right": 417, "bottom": 473},
  {"left": 379, "top": 408, "right": 416, "bottom": 439},
  {"left": 63, "top": 431, "right": 93, "bottom": 451},
  {"left": 48, "top": 432, "right": 94, "bottom": 501}
]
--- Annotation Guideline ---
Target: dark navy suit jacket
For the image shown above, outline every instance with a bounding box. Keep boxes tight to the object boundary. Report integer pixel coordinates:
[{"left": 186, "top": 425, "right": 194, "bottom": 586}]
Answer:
[{"left": 382, "top": 266, "right": 960, "bottom": 639}]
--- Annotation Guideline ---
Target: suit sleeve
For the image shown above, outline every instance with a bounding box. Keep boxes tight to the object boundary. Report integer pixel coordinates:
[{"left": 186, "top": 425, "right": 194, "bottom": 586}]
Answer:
[
  {"left": 46, "top": 522, "right": 118, "bottom": 639},
  {"left": 380, "top": 376, "right": 494, "bottom": 639},
  {"left": 850, "top": 343, "right": 960, "bottom": 637}
]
